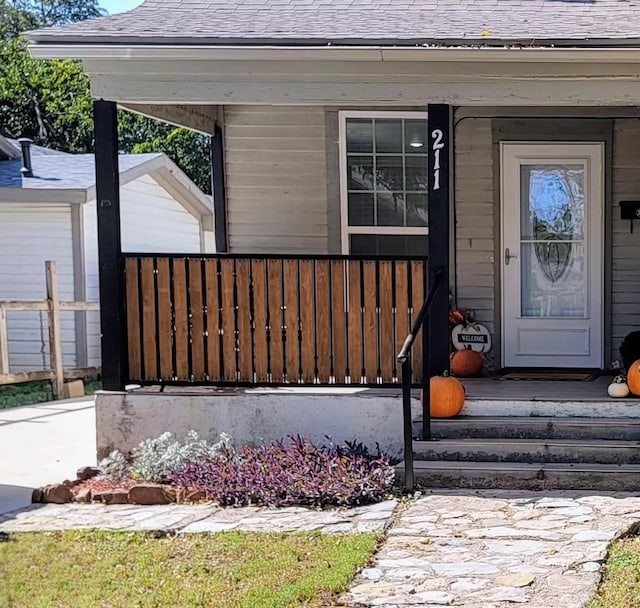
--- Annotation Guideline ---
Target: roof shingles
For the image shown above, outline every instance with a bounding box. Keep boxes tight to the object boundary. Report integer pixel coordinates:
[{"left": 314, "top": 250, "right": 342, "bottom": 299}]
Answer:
[
  {"left": 0, "top": 148, "right": 161, "bottom": 190},
  {"left": 25, "top": 0, "right": 640, "bottom": 46}
]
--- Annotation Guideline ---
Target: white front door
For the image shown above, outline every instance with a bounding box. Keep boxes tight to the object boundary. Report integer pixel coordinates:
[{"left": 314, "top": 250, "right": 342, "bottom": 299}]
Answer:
[{"left": 501, "top": 143, "right": 604, "bottom": 368}]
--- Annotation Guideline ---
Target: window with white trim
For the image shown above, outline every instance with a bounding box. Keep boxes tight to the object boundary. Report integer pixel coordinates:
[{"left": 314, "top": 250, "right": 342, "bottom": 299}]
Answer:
[{"left": 339, "top": 111, "right": 429, "bottom": 255}]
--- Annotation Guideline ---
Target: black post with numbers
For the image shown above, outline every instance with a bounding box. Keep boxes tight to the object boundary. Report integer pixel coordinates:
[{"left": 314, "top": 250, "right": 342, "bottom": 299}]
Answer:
[{"left": 425, "top": 104, "right": 451, "bottom": 379}]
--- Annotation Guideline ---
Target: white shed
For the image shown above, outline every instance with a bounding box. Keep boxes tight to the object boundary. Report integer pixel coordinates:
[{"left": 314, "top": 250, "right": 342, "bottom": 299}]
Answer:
[{"left": 0, "top": 136, "right": 214, "bottom": 372}]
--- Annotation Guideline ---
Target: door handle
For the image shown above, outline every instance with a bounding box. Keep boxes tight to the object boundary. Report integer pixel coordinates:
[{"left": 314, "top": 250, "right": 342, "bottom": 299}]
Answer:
[{"left": 505, "top": 248, "right": 518, "bottom": 265}]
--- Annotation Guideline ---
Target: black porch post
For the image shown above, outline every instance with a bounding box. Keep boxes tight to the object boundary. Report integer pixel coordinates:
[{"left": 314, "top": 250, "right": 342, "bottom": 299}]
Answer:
[
  {"left": 211, "top": 124, "right": 228, "bottom": 252},
  {"left": 93, "top": 100, "right": 127, "bottom": 390},
  {"left": 425, "top": 104, "right": 451, "bottom": 378}
]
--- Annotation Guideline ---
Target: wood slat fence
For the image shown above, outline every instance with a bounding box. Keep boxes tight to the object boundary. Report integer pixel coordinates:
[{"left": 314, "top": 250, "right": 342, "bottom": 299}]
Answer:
[{"left": 124, "top": 254, "right": 428, "bottom": 386}]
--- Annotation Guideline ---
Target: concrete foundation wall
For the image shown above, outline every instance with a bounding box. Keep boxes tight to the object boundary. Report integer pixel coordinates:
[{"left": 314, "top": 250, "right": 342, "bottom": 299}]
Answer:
[{"left": 96, "top": 391, "right": 421, "bottom": 460}]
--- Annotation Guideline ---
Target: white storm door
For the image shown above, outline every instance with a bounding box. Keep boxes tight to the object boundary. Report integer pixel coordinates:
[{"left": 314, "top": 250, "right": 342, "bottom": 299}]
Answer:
[{"left": 501, "top": 143, "right": 604, "bottom": 368}]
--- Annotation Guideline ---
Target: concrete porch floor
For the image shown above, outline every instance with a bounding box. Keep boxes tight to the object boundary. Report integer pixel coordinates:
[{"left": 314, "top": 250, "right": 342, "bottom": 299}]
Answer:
[
  {"left": 462, "top": 376, "right": 630, "bottom": 402},
  {"left": 127, "top": 374, "right": 640, "bottom": 419},
  {"left": 131, "top": 375, "right": 632, "bottom": 403}
]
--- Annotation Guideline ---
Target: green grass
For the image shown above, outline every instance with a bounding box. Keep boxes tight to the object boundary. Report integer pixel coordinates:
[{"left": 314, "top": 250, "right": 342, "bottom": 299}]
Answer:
[
  {"left": 0, "top": 530, "right": 379, "bottom": 608},
  {"left": 589, "top": 537, "right": 640, "bottom": 608},
  {"left": 0, "top": 379, "right": 101, "bottom": 409}
]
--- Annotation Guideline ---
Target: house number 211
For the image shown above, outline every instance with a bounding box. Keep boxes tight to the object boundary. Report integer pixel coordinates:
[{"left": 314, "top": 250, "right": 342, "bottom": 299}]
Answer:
[{"left": 431, "top": 129, "right": 444, "bottom": 191}]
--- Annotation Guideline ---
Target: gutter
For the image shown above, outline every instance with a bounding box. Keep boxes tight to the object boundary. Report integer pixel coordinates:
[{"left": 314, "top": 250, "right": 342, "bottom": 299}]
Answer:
[
  {"left": 0, "top": 189, "right": 87, "bottom": 204},
  {"left": 27, "top": 44, "right": 640, "bottom": 63}
]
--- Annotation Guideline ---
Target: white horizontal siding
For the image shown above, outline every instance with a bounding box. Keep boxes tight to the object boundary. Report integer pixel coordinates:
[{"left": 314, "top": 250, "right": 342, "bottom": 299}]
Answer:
[
  {"left": 224, "top": 105, "right": 328, "bottom": 253},
  {"left": 611, "top": 119, "right": 640, "bottom": 364},
  {"left": 84, "top": 174, "right": 203, "bottom": 367},
  {"left": 454, "top": 119, "right": 496, "bottom": 353},
  {"left": 0, "top": 204, "right": 76, "bottom": 372}
]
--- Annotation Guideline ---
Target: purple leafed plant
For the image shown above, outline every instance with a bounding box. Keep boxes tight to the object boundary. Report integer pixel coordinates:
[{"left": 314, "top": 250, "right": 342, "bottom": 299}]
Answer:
[{"left": 167, "top": 435, "right": 395, "bottom": 507}]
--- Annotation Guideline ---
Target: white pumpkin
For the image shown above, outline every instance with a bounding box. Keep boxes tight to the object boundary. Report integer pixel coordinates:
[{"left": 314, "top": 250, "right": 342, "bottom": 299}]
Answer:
[{"left": 608, "top": 376, "right": 630, "bottom": 398}]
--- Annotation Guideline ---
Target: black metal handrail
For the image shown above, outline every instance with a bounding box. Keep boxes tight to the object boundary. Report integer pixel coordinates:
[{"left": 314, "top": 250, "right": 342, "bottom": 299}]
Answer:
[{"left": 396, "top": 269, "right": 445, "bottom": 490}]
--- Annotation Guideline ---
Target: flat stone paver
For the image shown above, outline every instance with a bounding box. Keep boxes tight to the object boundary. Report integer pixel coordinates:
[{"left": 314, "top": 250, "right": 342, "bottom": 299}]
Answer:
[
  {"left": 340, "top": 491, "right": 640, "bottom": 608},
  {"left": 0, "top": 499, "right": 398, "bottom": 535},
  {"left": 5, "top": 490, "right": 640, "bottom": 607}
]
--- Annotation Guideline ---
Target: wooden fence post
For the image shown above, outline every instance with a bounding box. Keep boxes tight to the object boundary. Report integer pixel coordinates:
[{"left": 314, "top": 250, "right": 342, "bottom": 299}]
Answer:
[
  {"left": 0, "top": 306, "right": 8, "bottom": 375},
  {"left": 46, "top": 261, "right": 64, "bottom": 399}
]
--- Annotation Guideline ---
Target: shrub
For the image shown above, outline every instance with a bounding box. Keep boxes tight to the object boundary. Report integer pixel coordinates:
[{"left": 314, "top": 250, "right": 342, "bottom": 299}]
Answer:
[
  {"left": 168, "top": 435, "right": 395, "bottom": 508},
  {"left": 98, "top": 450, "right": 130, "bottom": 480},
  {"left": 97, "top": 431, "right": 232, "bottom": 483},
  {"left": 131, "top": 431, "right": 232, "bottom": 482}
]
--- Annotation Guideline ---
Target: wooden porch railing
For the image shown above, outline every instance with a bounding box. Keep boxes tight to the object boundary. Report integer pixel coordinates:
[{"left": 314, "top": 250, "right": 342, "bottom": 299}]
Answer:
[{"left": 124, "top": 254, "right": 427, "bottom": 386}]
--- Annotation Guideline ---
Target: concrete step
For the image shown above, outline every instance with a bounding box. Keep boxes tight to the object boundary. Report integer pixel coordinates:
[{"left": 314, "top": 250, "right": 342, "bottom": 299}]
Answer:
[
  {"left": 413, "top": 438, "right": 640, "bottom": 465},
  {"left": 396, "top": 461, "right": 640, "bottom": 491},
  {"left": 412, "top": 416, "right": 640, "bottom": 441}
]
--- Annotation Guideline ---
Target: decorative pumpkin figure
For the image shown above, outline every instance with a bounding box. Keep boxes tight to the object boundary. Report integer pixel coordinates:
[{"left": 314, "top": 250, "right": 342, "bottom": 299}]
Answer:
[
  {"left": 451, "top": 322, "right": 492, "bottom": 354},
  {"left": 429, "top": 372, "right": 465, "bottom": 418},
  {"left": 451, "top": 349, "right": 484, "bottom": 377},
  {"left": 608, "top": 375, "right": 630, "bottom": 399},
  {"left": 627, "top": 360, "right": 640, "bottom": 396}
]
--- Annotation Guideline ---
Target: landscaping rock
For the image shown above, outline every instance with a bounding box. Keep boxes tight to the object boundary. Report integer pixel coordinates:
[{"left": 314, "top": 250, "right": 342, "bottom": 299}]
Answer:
[
  {"left": 128, "top": 484, "right": 176, "bottom": 505},
  {"left": 74, "top": 488, "right": 92, "bottom": 503},
  {"left": 184, "top": 489, "right": 206, "bottom": 503},
  {"left": 93, "top": 490, "right": 129, "bottom": 505},
  {"left": 76, "top": 466, "right": 101, "bottom": 481},
  {"left": 62, "top": 479, "right": 82, "bottom": 488},
  {"left": 39, "top": 484, "right": 73, "bottom": 504},
  {"left": 176, "top": 488, "right": 206, "bottom": 503}
]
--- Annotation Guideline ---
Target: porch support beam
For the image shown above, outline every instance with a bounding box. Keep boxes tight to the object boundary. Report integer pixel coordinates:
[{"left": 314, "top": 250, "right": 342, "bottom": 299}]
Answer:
[
  {"left": 211, "top": 124, "right": 229, "bottom": 252},
  {"left": 118, "top": 103, "right": 217, "bottom": 134},
  {"left": 426, "top": 104, "right": 451, "bottom": 379},
  {"left": 93, "top": 100, "right": 127, "bottom": 390}
]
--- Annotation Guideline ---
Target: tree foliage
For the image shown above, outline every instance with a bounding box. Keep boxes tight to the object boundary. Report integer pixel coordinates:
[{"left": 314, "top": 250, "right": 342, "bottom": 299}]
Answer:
[
  {"left": 0, "top": 0, "right": 211, "bottom": 194},
  {"left": 0, "top": 37, "right": 94, "bottom": 150}
]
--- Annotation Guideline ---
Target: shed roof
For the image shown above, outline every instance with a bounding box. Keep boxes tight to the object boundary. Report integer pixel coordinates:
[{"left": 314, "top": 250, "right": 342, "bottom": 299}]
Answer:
[
  {"left": 25, "top": 0, "right": 640, "bottom": 47},
  {"left": 0, "top": 140, "right": 213, "bottom": 220},
  {"left": 0, "top": 143, "right": 160, "bottom": 189}
]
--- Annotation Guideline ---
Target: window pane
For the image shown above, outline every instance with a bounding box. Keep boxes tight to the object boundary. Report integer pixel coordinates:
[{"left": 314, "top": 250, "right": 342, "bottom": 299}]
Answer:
[
  {"left": 346, "top": 119, "right": 373, "bottom": 153},
  {"left": 376, "top": 156, "right": 403, "bottom": 192},
  {"left": 343, "top": 116, "right": 429, "bottom": 241},
  {"left": 347, "top": 156, "right": 374, "bottom": 191},
  {"left": 375, "top": 120, "right": 403, "bottom": 153},
  {"left": 406, "top": 193, "right": 428, "bottom": 227},
  {"left": 520, "top": 165, "right": 585, "bottom": 240},
  {"left": 377, "top": 192, "right": 406, "bottom": 226},
  {"left": 350, "top": 234, "right": 429, "bottom": 256},
  {"left": 405, "top": 120, "right": 428, "bottom": 153},
  {"left": 405, "top": 156, "right": 427, "bottom": 191},
  {"left": 521, "top": 242, "right": 586, "bottom": 317},
  {"left": 348, "top": 192, "right": 375, "bottom": 226}
]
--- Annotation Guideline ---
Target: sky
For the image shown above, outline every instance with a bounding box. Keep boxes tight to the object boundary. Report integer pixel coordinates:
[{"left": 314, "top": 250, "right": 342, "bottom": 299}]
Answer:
[{"left": 100, "top": 0, "right": 144, "bottom": 14}]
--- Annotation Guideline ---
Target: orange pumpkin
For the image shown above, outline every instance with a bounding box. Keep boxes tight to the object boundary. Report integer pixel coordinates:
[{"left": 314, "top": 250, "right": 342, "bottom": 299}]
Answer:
[
  {"left": 429, "top": 372, "right": 465, "bottom": 418},
  {"left": 451, "top": 349, "right": 484, "bottom": 377},
  {"left": 627, "top": 359, "right": 640, "bottom": 395}
]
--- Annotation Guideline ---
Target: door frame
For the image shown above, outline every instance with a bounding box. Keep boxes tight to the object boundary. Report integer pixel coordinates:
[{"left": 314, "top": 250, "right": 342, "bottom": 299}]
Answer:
[{"left": 499, "top": 141, "right": 605, "bottom": 369}]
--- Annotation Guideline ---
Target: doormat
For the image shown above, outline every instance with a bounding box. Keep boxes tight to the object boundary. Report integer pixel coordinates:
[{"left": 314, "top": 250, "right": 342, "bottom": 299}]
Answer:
[{"left": 498, "top": 372, "right": 597, "bottom": 381}]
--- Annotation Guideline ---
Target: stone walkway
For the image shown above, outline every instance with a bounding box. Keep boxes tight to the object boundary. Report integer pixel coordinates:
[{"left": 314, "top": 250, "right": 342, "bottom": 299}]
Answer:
[
  {"left": 341, "top": 491, "right": 640, "bottom": 607},
  {"left": 3, "top": 491, "right": 640, "bottom": 607},
  {"left": 0, "top": 499, "right": 397, "bottom": 535}
]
